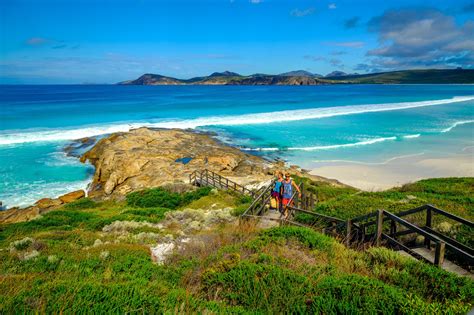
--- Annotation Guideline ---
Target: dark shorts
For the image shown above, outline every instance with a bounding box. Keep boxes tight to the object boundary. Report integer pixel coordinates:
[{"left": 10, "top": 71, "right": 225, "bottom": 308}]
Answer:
[{"left": 271, "top": 191, "right": 280, "bottom": 198}]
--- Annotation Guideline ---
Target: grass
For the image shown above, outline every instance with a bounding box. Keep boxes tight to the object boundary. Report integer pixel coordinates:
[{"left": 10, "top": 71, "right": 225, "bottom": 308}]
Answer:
[
  {"left": 126, "top": 186, "right": 212, "bottom": 209},
  {"left": 293, "top": 176, "right": 473, "bottom": 220},
  {"left": 1, "top": 177, "right": 473, "bottom": 313}
]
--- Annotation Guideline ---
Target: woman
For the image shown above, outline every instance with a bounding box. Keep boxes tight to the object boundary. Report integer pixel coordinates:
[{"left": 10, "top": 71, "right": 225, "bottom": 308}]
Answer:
[
  {"left": 271, "top": 172, "right": 284, "bottom": 211},
  {"left": 281, "top": 173, "right": 301, "bottom": 218}
]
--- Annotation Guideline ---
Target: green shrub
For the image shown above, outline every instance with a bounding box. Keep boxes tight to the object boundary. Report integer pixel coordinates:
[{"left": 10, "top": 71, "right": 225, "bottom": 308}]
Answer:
[
  {"left": 64, "top": 198, "right": 97, "bottom": 210},
  {"left": 203, "top": 261, "right": 312, "bottom": 313},
  {"left": 1, "top": 210, "right": 95, "bottom": 239},
  {"left": 246, "top": 226, "right": 335, "bottom": 252},
  {"left": 126, "top": 188, "right": 182, "bottom": 209},
  {"left": 366, "top": 247, "right": 474, "bottom": 303},
  {"left": 309, "top": 274, "right": 406, "bottom": 314},
  {"left": 126, "top": 187, "right": 211, "bottom": 209},
  {"left": 236, "top": 195, "right": 253, "bottom": 205}
]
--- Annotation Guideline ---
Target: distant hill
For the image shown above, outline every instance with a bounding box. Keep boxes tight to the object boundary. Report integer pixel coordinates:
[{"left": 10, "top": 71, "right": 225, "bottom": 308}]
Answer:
[
  {"left": 279, "top": 70, "right": 323, "bottom": 78},
  {"left": 209, "top": 71, "right": 241, "bottom": 77},
  {"left": 118, "top": 69, "right": 474, "bottom": 85},
  {"left": 118, "top": 73, "right": 184, "bottom": 85},
  {"left": 325, "top": 71, "right": 347, "bottom": 77},
  {"left": 326, "top": 69, "right": 474, "bottom": 84},
  {"left": 119, "top": 71, "right": 330, "bottom": 86}
]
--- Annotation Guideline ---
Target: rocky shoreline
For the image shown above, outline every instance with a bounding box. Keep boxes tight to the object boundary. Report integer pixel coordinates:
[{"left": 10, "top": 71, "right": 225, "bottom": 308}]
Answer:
[{"left": 0, "top": 127, "right": 345, "bottom": 223}]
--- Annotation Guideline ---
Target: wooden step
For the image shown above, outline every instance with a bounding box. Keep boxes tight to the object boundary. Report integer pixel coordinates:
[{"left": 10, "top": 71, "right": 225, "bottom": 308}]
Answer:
[{"left": 399, "top": 248, "right": 473, "bottom": 279}]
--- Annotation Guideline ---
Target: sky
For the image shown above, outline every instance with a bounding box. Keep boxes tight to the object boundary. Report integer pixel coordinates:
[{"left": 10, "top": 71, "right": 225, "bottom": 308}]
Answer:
[{"left": 1, "top": 0, "right": 473, "bottom": 84}]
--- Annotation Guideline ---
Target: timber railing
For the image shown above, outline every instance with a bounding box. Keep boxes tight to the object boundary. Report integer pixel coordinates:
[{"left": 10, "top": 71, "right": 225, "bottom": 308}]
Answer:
[
  {"left": 241, "top": 180, "right": 275, "bottom": 218},
  {"left": 189, "top": 169, "right": 257, "bottom": 197},
  {"left": 344, "top": 206, "right": 474, "bottom": 268},
  {"left": 281, "top": 182, "right": 339, "bottom": 231},
  {"left": 189, "top": 169, "right": 473, "bottom": 270}
]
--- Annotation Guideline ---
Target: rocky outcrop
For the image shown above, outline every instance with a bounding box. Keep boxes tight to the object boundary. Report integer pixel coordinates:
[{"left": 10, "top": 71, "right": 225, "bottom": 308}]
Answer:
[
  {"left": 80, "top": 128, "right": 276, "bottom": 199},
  {"left": 0, "top": 190, "right": 86, "bottom": 224},
  {"left": 59, "top": 190, "right": 86, "bottom": 203}
]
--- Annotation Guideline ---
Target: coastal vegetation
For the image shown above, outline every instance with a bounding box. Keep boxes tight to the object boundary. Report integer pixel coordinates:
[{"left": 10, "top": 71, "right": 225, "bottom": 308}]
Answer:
[{"left": 1, "top": 177, "right": 473, "bottom": 313}]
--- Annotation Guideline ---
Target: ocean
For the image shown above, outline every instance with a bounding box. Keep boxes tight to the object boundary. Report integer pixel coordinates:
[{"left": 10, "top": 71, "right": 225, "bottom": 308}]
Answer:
[{"left": 1, "top": 84, "right": 473, "bottom": 208}]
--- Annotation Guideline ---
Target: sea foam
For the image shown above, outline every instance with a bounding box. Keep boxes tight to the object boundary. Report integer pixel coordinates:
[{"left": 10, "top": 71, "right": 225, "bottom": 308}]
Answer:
[
  {"left": 440, "top": 120, "right": 474, "bottom": 133},
  {"left": 241, "top": 136, "right": 398, "bottom": 152},
  {"left": 1, "top": 95, "right": 473, "bottom": 145}
]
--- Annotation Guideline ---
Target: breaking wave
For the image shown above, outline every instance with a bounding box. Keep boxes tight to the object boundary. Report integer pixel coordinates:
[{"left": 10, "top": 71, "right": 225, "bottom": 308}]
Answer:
[
  {"left": 1, "top": 95, "right": 473, "bottom": 145},
  {"left": 440, "top": 120, "right": 474, "bottom": 133}
]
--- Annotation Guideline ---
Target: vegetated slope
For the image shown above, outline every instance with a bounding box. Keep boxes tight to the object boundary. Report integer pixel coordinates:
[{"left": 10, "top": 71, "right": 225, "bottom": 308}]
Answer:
[
  {"left": 119, "top": 69, "right": 474, "bottom": 85},
  {"left": 1, "top": 178, "right": 473, "bottom": 313},
  {"left": 327, "top": 69, "right": 474, "bottom": 84},
  {"left": 117, "top": 73, "right": 184, "bottom": 85},
  {"left": 279, "top": 70, "right": 323, "bottom": 77},
  {"left": 295, "top": 176, "right": 474, "bottom": 247}
]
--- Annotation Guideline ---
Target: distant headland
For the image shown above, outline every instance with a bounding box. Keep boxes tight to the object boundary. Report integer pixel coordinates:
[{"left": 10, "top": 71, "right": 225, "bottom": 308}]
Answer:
[{"left": 118, "top": 68, "right": 474, "bottom": 85}]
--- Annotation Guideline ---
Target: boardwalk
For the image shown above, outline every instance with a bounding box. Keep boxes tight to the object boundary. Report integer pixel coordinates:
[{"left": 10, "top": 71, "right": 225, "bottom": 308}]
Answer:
[{"left": 190, "top": 169, "right": 474, "bottom": 277}]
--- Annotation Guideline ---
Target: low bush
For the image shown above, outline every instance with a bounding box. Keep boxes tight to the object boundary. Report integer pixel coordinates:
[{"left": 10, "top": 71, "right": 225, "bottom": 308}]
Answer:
[
  {"left": 310, "top": 274, "right": 406, "bottom": 314},
  {"left": 126, "top": 187, "right": 211, "bottom": 209},
  {"left": 64, "top": 198, "right": 97, "bottom": 210},
  {"left": 246, "top": 226, "right": 335, "bottom": 252},
  {"left": 203, "top": 261, "right": 312, "bottom": 313},
  {"left": 366, "top": 247, "right": 474, "bottom": 303}
]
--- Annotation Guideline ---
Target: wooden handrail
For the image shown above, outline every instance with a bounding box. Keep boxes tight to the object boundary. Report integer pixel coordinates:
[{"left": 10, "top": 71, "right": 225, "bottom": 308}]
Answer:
[
  {"left": 382, "top": 210, "right": 443, "bottom": 243},
  {"left": 241, "top": 180, "right": 275, "bottom": 218},
  {"left": 191, "top": 169, "right": 472, "bottom": 269},
  {"left": 286, "top": 206, "right": 344, "bottom": 224},
  {"left": 426, "top": 204, "right": 474, "bottom": 227},
  {"left": 190, "top": 169, "right": 256, "bottom": 196}
]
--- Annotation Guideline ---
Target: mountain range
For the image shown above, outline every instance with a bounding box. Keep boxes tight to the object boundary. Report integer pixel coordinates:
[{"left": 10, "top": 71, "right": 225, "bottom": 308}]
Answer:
[{"left": 118, "top": 68, "right": 474, "bottom": 85}]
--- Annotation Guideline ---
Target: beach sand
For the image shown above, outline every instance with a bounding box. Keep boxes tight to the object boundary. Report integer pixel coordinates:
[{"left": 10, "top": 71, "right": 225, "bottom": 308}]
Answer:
[{"left": 310, "top": 151, "right": 474, "bottom": 191}]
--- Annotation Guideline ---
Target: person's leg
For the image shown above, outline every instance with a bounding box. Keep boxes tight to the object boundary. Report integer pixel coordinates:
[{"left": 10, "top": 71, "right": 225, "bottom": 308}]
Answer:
[{"left": 282, "top": 198, "right": 290, "bottom": 218}]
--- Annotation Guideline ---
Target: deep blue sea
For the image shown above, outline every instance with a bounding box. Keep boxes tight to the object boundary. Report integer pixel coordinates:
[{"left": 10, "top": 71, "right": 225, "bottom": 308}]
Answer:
[{"left": 1, "top": 84, "right": 473, "bottom": 207}]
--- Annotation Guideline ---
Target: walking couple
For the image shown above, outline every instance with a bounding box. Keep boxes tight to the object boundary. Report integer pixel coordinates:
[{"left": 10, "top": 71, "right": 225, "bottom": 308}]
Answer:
[{"left": 271, "top": 172, "right": 301, "bottom": 218}]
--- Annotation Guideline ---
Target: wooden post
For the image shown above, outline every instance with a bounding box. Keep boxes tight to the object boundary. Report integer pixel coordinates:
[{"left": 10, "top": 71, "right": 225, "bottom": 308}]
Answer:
[
  {"left": 345, "top": 219, "right": 352, "bottom": 247},
  {"left": 310, "top": 194, "right": 314, "bottom": 209},
  {"left": 434, "top": 241, "right": 445, "bottom": 267},
  {"left": 375, "top": 210, "right": 384, "bottom": 246},
  {"left": 300, "top": 183, "right": 304, "bottom": 208},
  {"left": 425, "top": 207, "right": 432, "bottom": 249},
  {"left": 390, "top": 220, "right": 397, "bottom": 237}
]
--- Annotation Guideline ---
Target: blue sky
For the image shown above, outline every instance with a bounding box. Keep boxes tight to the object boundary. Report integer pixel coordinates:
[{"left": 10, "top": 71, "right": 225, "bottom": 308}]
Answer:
[{"left": 1, "top": 0, "right": 473, "bottom": 83}]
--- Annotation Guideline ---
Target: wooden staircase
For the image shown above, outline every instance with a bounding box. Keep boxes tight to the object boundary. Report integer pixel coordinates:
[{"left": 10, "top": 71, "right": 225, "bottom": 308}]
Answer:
[{"left": 190, "top": 169, "right": 473, "bottom": 276}]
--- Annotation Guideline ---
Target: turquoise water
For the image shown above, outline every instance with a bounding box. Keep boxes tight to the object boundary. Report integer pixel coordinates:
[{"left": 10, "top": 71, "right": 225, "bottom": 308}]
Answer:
[{"left": 0, "top": 85, "right": 473, "bottom": 207}]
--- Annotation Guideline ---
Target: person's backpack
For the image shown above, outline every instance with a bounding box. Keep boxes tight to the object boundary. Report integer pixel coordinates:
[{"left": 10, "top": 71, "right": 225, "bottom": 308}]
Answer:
[{"left": 270, "top": 197, "right": 277, "bottom": 209}]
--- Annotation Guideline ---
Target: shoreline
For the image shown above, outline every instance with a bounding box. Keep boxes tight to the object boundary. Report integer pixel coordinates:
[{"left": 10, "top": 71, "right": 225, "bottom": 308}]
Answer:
[{"left": 310, "top": 151, "right": 474, "bottom": 191}]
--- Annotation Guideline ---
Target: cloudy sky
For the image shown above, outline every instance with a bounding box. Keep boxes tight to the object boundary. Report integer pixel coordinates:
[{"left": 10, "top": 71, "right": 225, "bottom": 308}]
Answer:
[{"left": 1, "top": 0, "right": 473, "bottom": 83}]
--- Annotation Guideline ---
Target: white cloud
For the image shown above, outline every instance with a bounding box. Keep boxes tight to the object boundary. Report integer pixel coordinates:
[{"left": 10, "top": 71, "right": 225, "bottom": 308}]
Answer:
[
  {"left": 328, "top": 3, "right": 337, "bottom": 9},
  {"left": 26, "top": 37, "right": 49, "bottom": 46},
  {"left": 290, "top": 7, "right": 315, "bottom": 17},
  {"left": 250, "top": 0, "right": 262, "bottom": 3},
  {"left": 325, "top": 41, "right": 365, "bottom": 48},
  {"left": 366, "top": 8, "right": 474, "bottom": 69}
]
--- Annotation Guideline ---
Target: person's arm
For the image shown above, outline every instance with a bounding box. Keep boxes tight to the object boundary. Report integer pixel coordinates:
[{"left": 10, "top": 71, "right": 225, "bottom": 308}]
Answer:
[{"left": 292, "top": 180, "right": 302, "bottom": 197}]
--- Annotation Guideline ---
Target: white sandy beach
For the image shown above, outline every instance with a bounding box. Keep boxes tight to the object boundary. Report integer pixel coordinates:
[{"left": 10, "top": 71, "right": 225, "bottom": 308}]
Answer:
[{"left": 310, "top": 150, "right": 474, "bottom": 191}]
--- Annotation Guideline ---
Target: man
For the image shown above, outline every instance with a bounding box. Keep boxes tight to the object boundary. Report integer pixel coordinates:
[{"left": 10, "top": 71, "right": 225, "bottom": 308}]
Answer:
[{"left": 281, "top": 173, "right": 301, "bottom": 218}]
